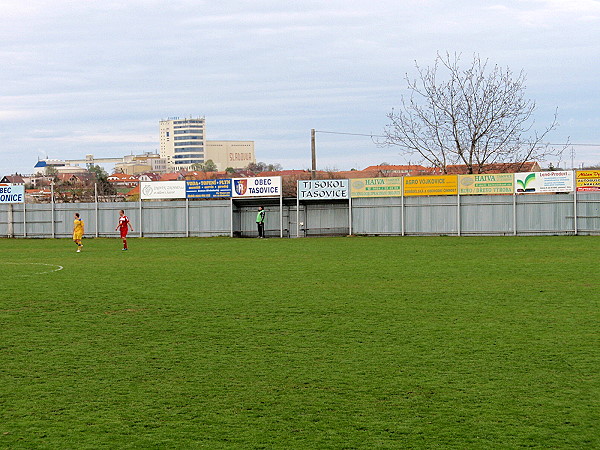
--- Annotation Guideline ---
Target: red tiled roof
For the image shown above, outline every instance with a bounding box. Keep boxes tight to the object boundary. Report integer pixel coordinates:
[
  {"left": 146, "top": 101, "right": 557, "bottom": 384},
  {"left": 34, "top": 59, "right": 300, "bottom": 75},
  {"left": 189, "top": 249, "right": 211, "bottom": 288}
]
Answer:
[
  {"left": 363, "top": 165, "right": 429, "bottom": 172},
  {"left": 445, "top": 162, "right": 541, "bottom": 174},
  {"left": 126, "top": 186, "right": 140, "bottom": 196},
  {"left": 159, "top": 172, "right": 183, "bottom": 181}
]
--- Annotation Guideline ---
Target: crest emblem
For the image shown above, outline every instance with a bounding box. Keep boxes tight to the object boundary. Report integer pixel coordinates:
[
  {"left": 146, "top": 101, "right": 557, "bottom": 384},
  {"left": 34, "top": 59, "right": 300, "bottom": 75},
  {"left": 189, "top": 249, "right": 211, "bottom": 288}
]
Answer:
[{"left": 234, "top": 179, "right": 247, "bottom": 195}]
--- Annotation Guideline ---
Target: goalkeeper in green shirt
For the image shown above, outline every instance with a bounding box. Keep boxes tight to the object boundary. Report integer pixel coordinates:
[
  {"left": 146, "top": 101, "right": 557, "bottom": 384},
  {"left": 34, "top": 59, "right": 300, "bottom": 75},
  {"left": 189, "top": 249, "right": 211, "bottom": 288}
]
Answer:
[{"left": 256, "top": 206, "right": 266, "bottom": 238}]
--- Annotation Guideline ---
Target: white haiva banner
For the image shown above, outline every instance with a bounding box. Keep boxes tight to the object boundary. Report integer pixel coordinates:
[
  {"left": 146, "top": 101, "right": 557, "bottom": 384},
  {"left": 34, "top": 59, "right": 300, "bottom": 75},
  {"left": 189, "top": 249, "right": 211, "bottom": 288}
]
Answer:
[
  {"left": 515, "top": 171, "right": 574, "bottom": 193},
  {"left": 0, "top": 184, "right": 25, "bottom": 204},
  {"left": 232, "top": 177, "right": 281, "bottom": 197},
  {"left": 298, "top": 179, "right": 349, "bottom": 200},
  {"left": 140, "top": 181, "right": 187, "bottom": 199}
]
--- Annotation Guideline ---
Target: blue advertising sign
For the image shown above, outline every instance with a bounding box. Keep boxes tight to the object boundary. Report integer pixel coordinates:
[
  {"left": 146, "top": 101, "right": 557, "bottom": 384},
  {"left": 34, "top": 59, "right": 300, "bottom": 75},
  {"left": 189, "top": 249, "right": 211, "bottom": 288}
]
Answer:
[{"left": 186, "top": 179, "right": 232, "bottom": 199}]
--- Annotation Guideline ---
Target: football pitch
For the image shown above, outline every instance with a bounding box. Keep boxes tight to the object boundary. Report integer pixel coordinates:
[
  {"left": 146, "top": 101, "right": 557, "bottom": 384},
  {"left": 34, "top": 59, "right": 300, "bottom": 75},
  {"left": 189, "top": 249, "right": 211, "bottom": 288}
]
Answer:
[{"left": 1, "top": 236, "right": 598, "bottom": 448}]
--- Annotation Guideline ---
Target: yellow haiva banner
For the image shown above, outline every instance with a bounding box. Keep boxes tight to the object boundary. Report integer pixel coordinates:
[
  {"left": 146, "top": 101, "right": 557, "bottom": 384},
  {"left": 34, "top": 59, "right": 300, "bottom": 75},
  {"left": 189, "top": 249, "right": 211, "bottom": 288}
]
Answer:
[
  {"left": 459, "top": 173, "right": 514, "bottom": 195},
  {"left": 576, "top": 170, "right": 600, "bottom": 192},
  {"left": 350, "top": 177, "right": 403, "bottom": 197},
  {"left": 404, "top": 175, "right": 458, "bottom": 196}
]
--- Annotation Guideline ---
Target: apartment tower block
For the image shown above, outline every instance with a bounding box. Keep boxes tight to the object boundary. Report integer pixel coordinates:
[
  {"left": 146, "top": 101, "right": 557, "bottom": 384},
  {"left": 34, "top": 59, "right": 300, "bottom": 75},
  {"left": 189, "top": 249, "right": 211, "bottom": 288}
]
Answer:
[{"left": 159, "top": 117, "right": 206, "bottom": 171}]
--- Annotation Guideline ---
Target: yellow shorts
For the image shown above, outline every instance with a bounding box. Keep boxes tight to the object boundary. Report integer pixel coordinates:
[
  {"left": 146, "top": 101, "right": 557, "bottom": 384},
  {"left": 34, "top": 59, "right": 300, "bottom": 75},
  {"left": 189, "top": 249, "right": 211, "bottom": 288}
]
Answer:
[{"left": 73, "top": 232, "right": 83, "bottom": 241}]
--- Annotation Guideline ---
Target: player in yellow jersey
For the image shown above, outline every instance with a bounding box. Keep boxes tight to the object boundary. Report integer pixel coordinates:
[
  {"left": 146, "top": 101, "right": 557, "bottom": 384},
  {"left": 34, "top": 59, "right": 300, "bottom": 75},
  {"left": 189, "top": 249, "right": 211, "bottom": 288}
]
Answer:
[{"left": 73, "top": 213, "right": 84, "bottom": 252}]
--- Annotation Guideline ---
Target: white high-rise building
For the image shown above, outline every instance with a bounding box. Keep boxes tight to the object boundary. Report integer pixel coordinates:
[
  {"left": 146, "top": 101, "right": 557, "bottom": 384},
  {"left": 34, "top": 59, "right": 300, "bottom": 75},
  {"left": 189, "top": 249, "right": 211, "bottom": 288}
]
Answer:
[{"left": 159, "top": 117, "right": 206, "bottom": 171}]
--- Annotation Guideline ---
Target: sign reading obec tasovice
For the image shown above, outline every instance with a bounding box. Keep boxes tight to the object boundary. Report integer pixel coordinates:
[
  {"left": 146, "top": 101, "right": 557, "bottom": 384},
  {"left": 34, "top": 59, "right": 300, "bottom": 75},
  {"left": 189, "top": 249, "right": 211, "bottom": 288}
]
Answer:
[
  {"left": 0, "top": 184, "right": 25, "bottom": 203},
  {"left": 232, "top": 177, "right": 281, "bottom": 197},
  {"left": 140, "top": 181, "right": 186, "bottom": 199},
  {"left": 298, "top": 179, "right": 349, "bottom": 200},
  {"left": 515, "top": 171, "right": 574, "bottom": 193}
]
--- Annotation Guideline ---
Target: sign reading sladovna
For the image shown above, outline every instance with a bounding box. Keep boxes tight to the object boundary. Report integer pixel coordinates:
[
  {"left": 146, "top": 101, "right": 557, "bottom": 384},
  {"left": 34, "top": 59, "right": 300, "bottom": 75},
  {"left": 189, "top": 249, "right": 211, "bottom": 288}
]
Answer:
[
  {"left": 0, "top": 184, "right": 25, "bottom": 203},
  {"left": 298, "top": 179, "right": 349, "bottom": 200},
  {"left": 232, "top": 176, "right": 281, "bottom": 197}
]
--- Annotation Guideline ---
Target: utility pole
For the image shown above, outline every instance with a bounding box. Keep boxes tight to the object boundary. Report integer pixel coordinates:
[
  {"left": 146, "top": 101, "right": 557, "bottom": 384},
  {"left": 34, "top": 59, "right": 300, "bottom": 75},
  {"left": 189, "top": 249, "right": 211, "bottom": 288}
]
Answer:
[{"left": 311, "top": 128, "right": 316, "bottom": 179}]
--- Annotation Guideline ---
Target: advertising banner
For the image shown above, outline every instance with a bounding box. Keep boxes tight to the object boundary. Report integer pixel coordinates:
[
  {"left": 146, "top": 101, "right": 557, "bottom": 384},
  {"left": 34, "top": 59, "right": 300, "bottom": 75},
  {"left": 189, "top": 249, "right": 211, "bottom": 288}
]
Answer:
[
  {"left": 140, "top": 181, "right": 186, "bottom": 199},
  {"left": 232, "top": 176, "right": 281, "bottom": 197},
  {"left": 403, "top": 175, "right": 458, "bottom": 196},
  {"left": 515, "top": 171, "right": 574, "bottom": 193},
  {"left": 458, "top": 173, "right": 514, "bottom": 195},
  {"left": 350, "top": 177, "right": 403, "bottom": 198},
  {"left": 186, "top": 179, "right": 232, "bottom": 199},
  {"left": 0, "top": 184, "right": 25, "bottom": 204},
  {"left": 298, "top": 179, "right": 349, "bottom": 200},
  {"left": 576, "top": 170, "right": 600, "bottom": 192}
]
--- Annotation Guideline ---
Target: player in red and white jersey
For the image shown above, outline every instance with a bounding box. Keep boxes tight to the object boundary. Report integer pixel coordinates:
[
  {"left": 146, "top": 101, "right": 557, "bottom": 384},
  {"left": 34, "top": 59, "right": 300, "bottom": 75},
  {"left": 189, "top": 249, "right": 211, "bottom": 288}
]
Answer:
[{"left": 115, "top": 210, "right": 134, "bottom": 251}]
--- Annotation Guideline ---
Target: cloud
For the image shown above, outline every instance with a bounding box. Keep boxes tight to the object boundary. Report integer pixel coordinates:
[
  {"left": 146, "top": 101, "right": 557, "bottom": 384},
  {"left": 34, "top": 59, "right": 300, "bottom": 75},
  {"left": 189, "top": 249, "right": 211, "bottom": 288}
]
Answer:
[{"left": 0, "top": 0, "right": 598, "bottom": 173}]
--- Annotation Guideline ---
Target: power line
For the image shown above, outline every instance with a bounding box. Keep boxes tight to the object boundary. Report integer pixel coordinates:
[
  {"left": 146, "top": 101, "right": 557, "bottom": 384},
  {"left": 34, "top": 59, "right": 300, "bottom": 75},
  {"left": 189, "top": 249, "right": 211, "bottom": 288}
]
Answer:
[
  {"left": 313, "top": 130, "right": 600, "bottom": 147},
  {"left": 314, "top": 130, "right": 384, "bottom": 138}
]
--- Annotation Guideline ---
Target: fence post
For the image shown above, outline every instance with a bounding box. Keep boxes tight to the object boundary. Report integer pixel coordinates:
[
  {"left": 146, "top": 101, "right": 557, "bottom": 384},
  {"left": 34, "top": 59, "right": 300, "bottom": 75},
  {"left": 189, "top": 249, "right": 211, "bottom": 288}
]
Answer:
[
  {"left": 573, "top": 190, "right": 578, "bottom": 235},
  {"left": 51, "top": 183, "right": 55, "bottom": 238},
  {"left": 513, "top": 193, "right": 517, "bottom": 236},
  {"left": 280, "top": 194, "right": 283, "bottom": 238},
  {"left": 7, "top": 203, "right": 13, "bottom": 238},
  {"left": 95, "top": 183, "right": 99, "bottom": 238},
  {"left": 23, "top": 202, "right": 26, "bottom": 237},
  {"left": 457, "top": 192, "right": 461, "bottom": 237},
  {"left": 401, "top": 178, "right": 405, "bottom": 236},
  {"left": 230, "top": 198, "right": 233, "bottom": 238},
  {"left": 139, "top": 200, "right": 143, "bottom": 237},
  {"left": 186, "top": 198, "right": 189, "bottom": 238},
  {"left": 348, "top": 196, "right": 352, "bottom": 236},
  {"left": 296, "top": 194, "right": 300, "bottom": 238}
]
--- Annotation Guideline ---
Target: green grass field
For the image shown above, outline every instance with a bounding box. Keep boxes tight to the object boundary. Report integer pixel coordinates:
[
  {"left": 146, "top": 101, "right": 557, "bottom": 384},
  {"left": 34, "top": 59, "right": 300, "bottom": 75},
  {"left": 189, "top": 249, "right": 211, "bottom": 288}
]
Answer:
[{"left": 1, "top": 236, "right": 598, "bottom": 448}]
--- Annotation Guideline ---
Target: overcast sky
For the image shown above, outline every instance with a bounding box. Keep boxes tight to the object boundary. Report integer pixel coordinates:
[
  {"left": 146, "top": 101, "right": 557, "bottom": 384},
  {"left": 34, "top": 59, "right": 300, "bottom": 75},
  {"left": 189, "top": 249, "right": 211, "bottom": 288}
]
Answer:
[{"left": 1, "top": 0, "right": 599, "bottom": 175}]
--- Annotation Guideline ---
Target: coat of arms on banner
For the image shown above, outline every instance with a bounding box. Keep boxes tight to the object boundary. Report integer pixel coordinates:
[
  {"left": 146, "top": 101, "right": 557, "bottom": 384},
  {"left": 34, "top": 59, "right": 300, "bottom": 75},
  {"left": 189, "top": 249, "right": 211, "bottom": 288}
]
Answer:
[{"left": 234, "top": 179, "right": 247, "bottom": 195}]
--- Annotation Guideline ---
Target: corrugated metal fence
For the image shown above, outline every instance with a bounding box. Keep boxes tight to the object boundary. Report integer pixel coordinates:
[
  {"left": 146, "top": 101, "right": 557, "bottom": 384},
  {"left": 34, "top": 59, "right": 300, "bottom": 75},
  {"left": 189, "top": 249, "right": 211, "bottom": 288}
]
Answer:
[{"left": 1, "top": 193, "right": 599, "bottom": 238}]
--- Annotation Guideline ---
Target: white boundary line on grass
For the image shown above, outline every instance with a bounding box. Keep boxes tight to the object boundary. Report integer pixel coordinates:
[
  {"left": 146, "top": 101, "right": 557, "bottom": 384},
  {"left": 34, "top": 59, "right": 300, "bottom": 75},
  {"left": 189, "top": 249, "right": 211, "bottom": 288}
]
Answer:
[{"left": 1, "top": 262, "right": 64, "bottom": 275}]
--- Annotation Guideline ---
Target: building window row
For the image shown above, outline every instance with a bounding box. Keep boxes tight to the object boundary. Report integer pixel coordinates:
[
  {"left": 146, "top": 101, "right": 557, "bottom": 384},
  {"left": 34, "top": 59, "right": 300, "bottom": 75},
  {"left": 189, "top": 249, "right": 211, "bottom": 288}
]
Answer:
[
  {"left": 174, "top": 125, "right": 203, "bottom": 130},
  {"left": 175, "top": 142, "right": 204, "bottom": 148},
  {"left": 173, "top": 159, "right": 203, "bottom": 165},
  {"left": 174, "top": 130, "right": 203, "bottom": 135},
  {"left": 174, "top": 119, "right": 203, "bottom": 124},
  {"left": 174, "top": 154, "right": 204, "bottom": 159},
  {"left": 174, "top": 146, "right": 204, "bottom": 152},
  {"left": 174, "top": 135, "right": 202, "bottom": 140}
]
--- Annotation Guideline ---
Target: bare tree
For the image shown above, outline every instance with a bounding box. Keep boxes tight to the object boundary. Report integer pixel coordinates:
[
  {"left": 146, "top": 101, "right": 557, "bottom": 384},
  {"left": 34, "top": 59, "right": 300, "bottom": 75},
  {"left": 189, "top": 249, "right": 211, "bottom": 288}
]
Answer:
[{"left": 381, "top": 53, "right": 565, "bottom": 173}]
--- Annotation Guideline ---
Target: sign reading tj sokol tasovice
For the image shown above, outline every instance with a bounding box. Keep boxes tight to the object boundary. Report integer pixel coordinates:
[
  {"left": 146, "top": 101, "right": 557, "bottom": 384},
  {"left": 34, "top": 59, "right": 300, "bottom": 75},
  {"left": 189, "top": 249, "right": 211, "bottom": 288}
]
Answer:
[
  {"left": 0, "top": 184, "right": 25, "bottom": 204},
  {"left": 298, "top": 179, "right": 349, "bottom": 200},
  {"left": 232, "top": 177, "right": 281, "bottom": 197}
]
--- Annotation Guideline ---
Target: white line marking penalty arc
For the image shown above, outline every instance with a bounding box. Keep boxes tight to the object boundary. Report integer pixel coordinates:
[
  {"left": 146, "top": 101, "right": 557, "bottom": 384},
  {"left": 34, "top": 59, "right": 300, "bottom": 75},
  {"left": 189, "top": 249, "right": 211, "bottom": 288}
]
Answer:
[{"left": 1, "top": 262, "right": 64, "bottom": 275}]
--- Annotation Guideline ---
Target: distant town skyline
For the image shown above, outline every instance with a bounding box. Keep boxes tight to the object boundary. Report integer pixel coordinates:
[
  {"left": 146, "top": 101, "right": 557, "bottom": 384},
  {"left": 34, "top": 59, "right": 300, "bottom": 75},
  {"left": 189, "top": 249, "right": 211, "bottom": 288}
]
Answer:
[{"left": 1, "top": 0, "right": 599, "bottom": 175}]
